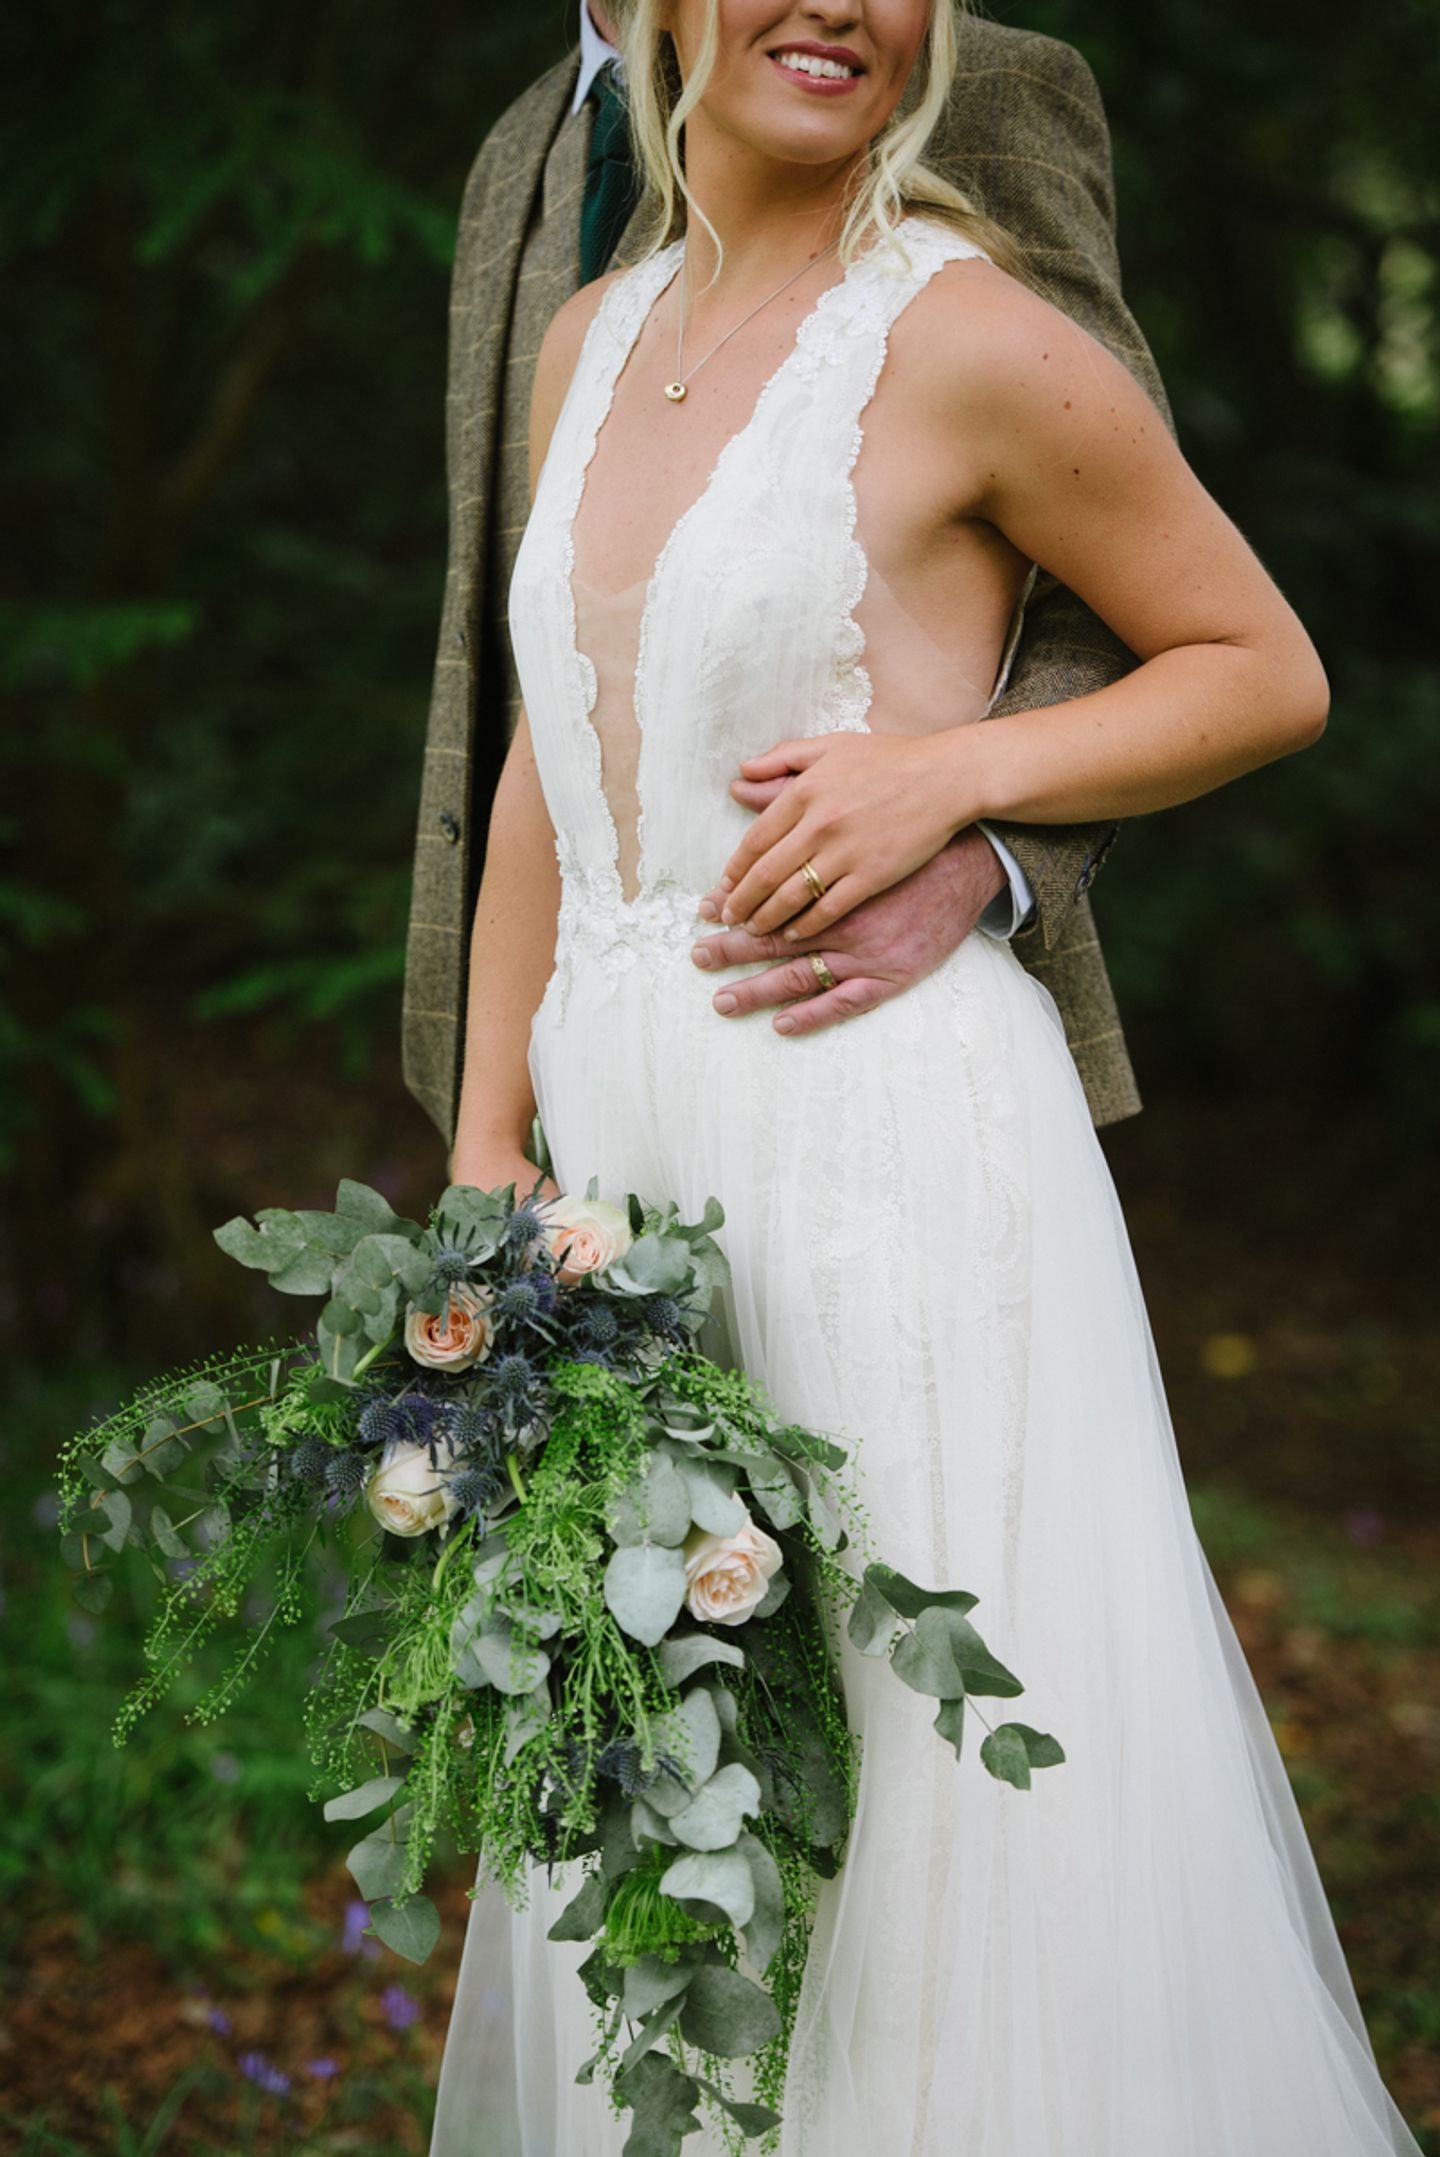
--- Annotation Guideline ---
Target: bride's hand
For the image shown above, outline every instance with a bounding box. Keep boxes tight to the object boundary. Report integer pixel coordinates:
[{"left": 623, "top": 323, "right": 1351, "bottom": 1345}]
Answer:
[{"left": 701, "top": 730, "right": 981, "bottom": 940}]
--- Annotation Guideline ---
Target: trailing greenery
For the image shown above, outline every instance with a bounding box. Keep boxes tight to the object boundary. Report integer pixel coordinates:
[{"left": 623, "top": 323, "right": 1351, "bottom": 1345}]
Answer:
[{"left": 53, "top": 1170, "right": 1064, "bottom": 2154}]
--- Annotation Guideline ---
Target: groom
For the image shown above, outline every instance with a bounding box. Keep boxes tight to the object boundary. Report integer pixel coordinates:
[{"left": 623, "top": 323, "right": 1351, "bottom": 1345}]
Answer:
[{"left": 403, "top": 4, "right": 1173, "bottom": 1147}]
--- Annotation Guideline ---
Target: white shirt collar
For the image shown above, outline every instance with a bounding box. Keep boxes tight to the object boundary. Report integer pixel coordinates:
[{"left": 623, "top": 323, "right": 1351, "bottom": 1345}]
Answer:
[{"left": 572, "top": 4, "right": 622, "bottom": 115}]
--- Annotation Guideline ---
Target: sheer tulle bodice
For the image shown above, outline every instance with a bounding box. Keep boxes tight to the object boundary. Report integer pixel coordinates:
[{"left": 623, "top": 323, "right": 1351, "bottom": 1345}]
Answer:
[{"left": 430, "top": 220, "right": 1423, "bottom": 2157}]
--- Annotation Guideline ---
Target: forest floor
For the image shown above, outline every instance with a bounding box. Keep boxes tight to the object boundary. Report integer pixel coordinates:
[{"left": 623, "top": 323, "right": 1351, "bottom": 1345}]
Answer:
[{"left": 3, "top": 1088, "right": 1437, "bottom": 2154}]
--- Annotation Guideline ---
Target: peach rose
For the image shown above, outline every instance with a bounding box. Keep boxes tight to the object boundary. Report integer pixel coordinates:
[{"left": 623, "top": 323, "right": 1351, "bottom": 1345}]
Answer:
[
  {"left": 682, "top": 1511, "right": 784, "bottom": 1627},
  {"left": 404, "top": 1284, "right": 495, "bottom": 1370},
  {"left": 540, "top": 1195, "right": 633, "bottom": 1288}
]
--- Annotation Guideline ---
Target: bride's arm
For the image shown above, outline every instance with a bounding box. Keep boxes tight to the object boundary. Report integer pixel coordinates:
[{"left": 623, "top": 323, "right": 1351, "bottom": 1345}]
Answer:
[
  {"left": 448, "top": 705, "right": 561, "bottom": 1193},
  {"left": 448, "top": 278, "right": 615, "bottom": 1188},
  {"left": 712, "top": 265, "right": 1328, "bottom": 942}
]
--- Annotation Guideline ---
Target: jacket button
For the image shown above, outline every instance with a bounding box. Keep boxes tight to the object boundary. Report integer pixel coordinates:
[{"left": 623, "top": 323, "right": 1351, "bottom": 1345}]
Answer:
[{"left": 439, "top": 810, "right": 461, "bottom": 844}]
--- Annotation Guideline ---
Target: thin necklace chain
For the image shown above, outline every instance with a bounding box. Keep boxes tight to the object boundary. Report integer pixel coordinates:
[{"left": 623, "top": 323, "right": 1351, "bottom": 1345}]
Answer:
[{"left": 664, "top": 240, "right": 841, "bottom": 404}]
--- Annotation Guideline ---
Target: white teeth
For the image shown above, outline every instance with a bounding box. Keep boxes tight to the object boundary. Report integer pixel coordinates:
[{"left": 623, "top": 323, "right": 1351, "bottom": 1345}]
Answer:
[{"left": 775, "top": 49, "right": 856, "bottom": 80}]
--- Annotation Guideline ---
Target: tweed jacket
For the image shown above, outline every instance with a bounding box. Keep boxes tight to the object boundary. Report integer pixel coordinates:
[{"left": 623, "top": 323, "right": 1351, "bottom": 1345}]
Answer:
[{"left": 402, "top": 21, "right": 1174, "bottom": 1144}]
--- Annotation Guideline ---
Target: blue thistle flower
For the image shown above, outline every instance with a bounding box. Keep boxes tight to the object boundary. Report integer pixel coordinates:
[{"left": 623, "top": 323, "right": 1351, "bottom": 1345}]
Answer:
[
  {"left": 490, "top": 1351, "right": 536, "bottom": 1404},
  {"left": 290, "top": 1434, "right": 332, "bottom": 1485},
  {"left": 526, "top": 1267, "right": 561, "bottom": 1314},
  {"left": 494, "top": 1276, "right": 541, "bottom": 1323},
  {"left": 357, "top": 1397, "right": 406, "bottom": 1451},
  {"left": 447, "top": 1402, "right": 493, "bottom": 1451},
  {"left": 431, "top": 1244, "right": 474, "bottom": 1284},
  {"left": 577, "top": 1301, "right": 620, "bottom": 1345},
  {"left": 395, "top": 1393, "right": 442, "bottom": 1446},
  {"left": 504, "top": 1203, "right": 548, "bottom": 1251},
  {"left": 325, "top": 1450, "right": 367, "bottom": 1499},
  {"left": 449, "top": 1464, "right": 501, "bottom": 1516},
  {"left": 642, "top": 1293, "right": 684, "bottom": 1336}
]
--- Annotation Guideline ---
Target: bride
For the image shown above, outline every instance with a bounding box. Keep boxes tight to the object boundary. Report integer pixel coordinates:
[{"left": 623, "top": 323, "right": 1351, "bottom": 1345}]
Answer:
[{"left": 431, "top": 2, "right": 1422, "bottom": 2152}]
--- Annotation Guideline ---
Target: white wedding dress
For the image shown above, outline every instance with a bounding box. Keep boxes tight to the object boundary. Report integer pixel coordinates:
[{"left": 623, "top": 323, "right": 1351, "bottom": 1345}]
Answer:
[{"left": 429, "top": 217, "right": 1421, "bottom": 2155}]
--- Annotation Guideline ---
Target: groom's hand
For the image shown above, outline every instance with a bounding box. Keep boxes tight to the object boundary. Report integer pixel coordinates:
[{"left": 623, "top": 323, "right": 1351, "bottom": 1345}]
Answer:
[{"left": 691, "top": 811, "right": 1006, "bottom": 1037}]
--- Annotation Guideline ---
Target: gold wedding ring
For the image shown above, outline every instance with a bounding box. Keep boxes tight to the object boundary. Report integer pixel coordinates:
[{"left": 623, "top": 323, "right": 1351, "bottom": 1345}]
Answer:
[
  {"left": 799, "top": 857, "right": 827, "bottom": 901},
  {"left": 808, "top": 952, "right": 838, "bottom": 991}
]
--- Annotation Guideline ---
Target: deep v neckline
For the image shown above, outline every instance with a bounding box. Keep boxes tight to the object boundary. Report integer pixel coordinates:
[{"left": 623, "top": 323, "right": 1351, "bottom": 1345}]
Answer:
[
  {"left": 558, "top": 229, "right": 896, "bottom": 911},
  {"left": 568, "top": 232, "right": 875, "bottom": 612}
]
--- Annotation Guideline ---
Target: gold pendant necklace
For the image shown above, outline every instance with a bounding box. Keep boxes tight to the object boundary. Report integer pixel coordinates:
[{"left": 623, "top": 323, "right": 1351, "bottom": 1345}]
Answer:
[{"left": 664, "top": 240, "right": 840, "bottom": 404}]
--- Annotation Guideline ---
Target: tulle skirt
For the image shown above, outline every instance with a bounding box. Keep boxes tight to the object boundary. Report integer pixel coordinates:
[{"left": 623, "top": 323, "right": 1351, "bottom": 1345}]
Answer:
[{"left": 429, "top": 916, "right": 1420, "bottom": 2156}]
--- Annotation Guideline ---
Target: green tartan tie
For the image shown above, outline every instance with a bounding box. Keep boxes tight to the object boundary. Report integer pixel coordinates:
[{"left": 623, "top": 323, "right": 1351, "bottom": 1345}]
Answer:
[{"left": 580, "top": 63, "right": 642, "bottom": 286}]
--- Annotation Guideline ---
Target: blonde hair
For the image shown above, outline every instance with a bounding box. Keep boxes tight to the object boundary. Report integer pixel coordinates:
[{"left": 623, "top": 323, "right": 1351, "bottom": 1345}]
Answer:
[{"left": 610, "top": 0, "right": 1021, "bottom": 279}]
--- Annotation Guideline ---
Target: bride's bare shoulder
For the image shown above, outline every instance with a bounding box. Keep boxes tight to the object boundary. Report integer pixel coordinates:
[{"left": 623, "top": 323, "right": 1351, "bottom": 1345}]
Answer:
[
  {"left": 900, "top": 237, "right": 1168, "bottom": 470},
  {"left": 529, "top": 269, "right": 629, "bottom": 482}
]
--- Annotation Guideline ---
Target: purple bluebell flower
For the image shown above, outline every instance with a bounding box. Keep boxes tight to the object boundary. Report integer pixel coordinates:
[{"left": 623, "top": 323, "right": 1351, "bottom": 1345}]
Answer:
[
  {"left": 341, "top": 1898, "right": 380, "bottom": 1957},
  {"left": 380, "top": 1982, "right": 422, "bottom": 2031},
  {"left": 305, "top": 2057, "right": 341, "bottom": 2079},
  {"left": 237, "top": 2050, "right": 291, "bottom": 2095}
]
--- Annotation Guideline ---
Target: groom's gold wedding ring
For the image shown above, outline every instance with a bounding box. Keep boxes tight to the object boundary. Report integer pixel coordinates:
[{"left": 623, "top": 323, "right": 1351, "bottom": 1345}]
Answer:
[
  {"left": 808, "top": 952, "right": 838, "bottom": 991},
  {"left": 800, "top": 857, "right": 827, "bottom": 901}
]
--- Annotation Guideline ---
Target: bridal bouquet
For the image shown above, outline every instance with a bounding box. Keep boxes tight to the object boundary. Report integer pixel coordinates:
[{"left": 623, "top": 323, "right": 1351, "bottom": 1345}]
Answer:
[{"left": 56, "top": 1172, "right": 1063, "bottom": 2154}]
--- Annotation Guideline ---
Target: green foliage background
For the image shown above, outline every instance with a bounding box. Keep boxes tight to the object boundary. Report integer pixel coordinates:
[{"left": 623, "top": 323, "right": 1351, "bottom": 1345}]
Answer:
[{"left": 2, "top": 0, "right": 1438, "bottom": 1354}]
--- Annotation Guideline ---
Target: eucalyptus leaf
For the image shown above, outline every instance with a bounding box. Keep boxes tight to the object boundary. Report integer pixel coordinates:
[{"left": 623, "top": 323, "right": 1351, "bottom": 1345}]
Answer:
[
  {"left": 99, "top": 1434, "right": 145, "bottom": 1487},
  {"left": 503, "top": 1679, "right": 554, "bottom": 1761},
  {"left": 617, "top": 1994, "right": 686, "bottom": 2077},
  {"left": 630, "top": 1798, "right": 679, "bottom": 1849},
  {"left": 678, "top": 1963, "right": 782, "bottom": 2058},
  {"left": 605, "top": 1233, "right": 692, "bottom": 1298},
  {"left": 603, "top": 1542, "right": 689, "bottom": 1647},
  {"left": 934, "top": 1695, "right": 966, "bottom": 1759},
  {"left": 95, "top": 1487, "right": 132, "bottom": 1551},
  {"left": 752, "top": 1571, "right": 790, "bottom": 1619},
  {"left": 327, "top": 1608, "right": 393, "bottom": 1652},
  {"left": 981, "top": 1721, "right": 1065, "bottom": 1788},
  {"left": 183, "top": 1380, "right": 229, "bottom": 1427},
  {"left": 72, "top": 1569, "right": 114, "bottom": 1613},
  {"left": 612, "top": 2051, "right": 701, "bottom": 2157},
  {"left": 847, "top": 1577, "right": 902, "bottom": 1656},
  {"left": 667, "top": 1452, "right": 745, "bottom": 1536},
  {"left": 608, "top": 1451, "right": 692, "bottom": 1549},
  {"left": 147, "top": 1503, "right": 188, "bottom": 1560},
  {"left": 367, "top": 1893, "right": 441, "bottom": 1965},
  {"left": 548, "top": 1869, "right": 608, "bottom": 1943},
  {"left": 656, "top": 1634, "right": 746, "bottom": 1688},
  {"left": 140, "top": 1415, "right": 186, "bottom": 1478},
  {"left": 693, "top": 2078, "right": 783, "bottom": 2135},
  {"left": 621, "top": 1952, "right": 697, "bottom": 2019},
  {"left": 742, "top": 1457, "right": 805, "bottom": 1530},
  {"left": 737, "top": 1831, "right": 785, "bottom": 1972},
  {"left": 323, "top": 1774, "right": 406, "bottom": 1822},
  {"left": 891, "top": 1607, "right": 970, "bottom": 1700},
  {"left": 891, "top": 1606, "right": 1023, "bottom": 1701},
  {"left": 433, "top": 1184, "right": 511, "bottom": 1263},
  {"left": 346, "top": 1826, "right": 412, "bottom": 1902},
  {"left": 659, "top": 1846, "right": 755, "bottom": 1931},
  {"left": 355, "top": 1706, "right": 418, "bottom": 1753},
  {"left": 863, "top": 1561, "right": 980, "bottom": 1622},
  {"left": 668, "top": 1762, "right": 761, "bottom": 1852},
  {"left": 469, "top": 1617, "right": 551, "bottom": 1697},
  {"left": 335, "top": 1178, "right": 426, "bottom": 1242},
  {"left": 653, "top": 1686, "right": 721, "bottom": 1791}
]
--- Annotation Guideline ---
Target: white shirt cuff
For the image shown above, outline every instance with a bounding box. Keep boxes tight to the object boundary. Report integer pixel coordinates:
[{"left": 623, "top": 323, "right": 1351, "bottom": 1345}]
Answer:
[{"left": 975, "top": 824, "right": 1036, "bottom": 941}]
